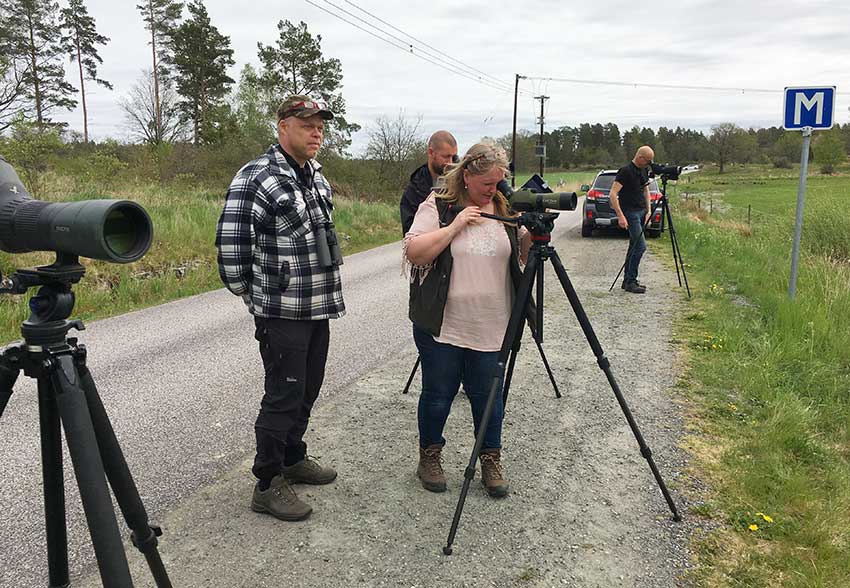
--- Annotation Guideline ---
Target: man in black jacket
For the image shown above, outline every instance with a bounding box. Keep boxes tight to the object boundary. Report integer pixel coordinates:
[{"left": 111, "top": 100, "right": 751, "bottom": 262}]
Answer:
[{"left": 400, "top": 130, "right": 458, "bottom": 235}]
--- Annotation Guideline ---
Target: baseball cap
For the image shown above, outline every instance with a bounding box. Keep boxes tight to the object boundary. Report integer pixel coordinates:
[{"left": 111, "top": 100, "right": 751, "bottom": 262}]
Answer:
[{"left": 277, "top": 95, "right": 335, "bottom": 121}]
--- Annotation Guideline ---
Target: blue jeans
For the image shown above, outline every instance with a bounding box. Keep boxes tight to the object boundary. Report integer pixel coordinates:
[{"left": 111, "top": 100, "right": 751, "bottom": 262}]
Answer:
[
  {"left": 412, "top": 325, "right": 503, "bottom": 450},
  {"left": 623, "top": 208, "right": 647, "bottom": 284}
]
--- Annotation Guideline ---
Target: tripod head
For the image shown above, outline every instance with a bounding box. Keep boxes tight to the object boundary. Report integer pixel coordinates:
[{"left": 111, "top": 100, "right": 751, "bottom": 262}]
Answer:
[
  {"left": 0, "top": 252, "right": 86, "bottom": 345},
  {"left": 479, "top": 209, "right": 561, "bottom": 244}
]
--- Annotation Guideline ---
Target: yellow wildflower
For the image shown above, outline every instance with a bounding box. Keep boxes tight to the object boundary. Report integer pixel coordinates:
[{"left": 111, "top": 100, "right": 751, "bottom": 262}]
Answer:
[{"left": 755, "top": 512, "right": 774, "bottom": 523}]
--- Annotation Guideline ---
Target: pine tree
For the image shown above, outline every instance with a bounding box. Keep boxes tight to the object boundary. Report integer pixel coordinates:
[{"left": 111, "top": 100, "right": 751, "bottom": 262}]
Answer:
[
  {"left": 171, "top": 0, "right": 234, "bottom": 145},
  {"left": 59, "top": 0, "right": 112, "bottom": 143},
  {"left": 2, "top": 0, "right": 77, "bottom": 129},
  {"left": 256, "top": 20, "right": 359, "bottom": 154},
  {"left": 136, "top": 0, "right": 183, "bottom": 143}
]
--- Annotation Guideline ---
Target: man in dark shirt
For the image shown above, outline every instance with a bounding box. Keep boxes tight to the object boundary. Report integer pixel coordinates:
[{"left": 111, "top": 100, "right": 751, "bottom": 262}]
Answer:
[
  {"left": 399, "top": 130, "right": 458, "bottom": 235},
  {"left": 610, "top": 145, "right": 655, "bottom": 293}
]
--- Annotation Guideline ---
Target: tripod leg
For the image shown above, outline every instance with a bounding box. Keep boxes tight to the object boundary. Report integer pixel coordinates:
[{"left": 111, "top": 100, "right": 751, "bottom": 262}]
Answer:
[
  {"left": 402, "top": 356, "right": 420, "bottom": 395},
  {"left": 532, "top": 336, "right": 561, "bottom": 398},
  {"left": 38, "top": 378, "right": 70, "bottom": 588},
  {"left": 664, "top": 200, "right": 691, "bottom": 298},
  {"left": 549, "top": 250, "right": 681, "bottom": 521},
  {"left": 49, "top": 354, "right": 134, "bottom": 588},
  {"left": 664, "top": 199, "right": 683, "bottom": 288},
  {"left": 0, "top": 355, "right": 20, "bottom": 418},
  {"left": 502, "top": 346, "right": 519, "bottom": 408},
  {"left": 531, "top": 248, "right": 560, "bottom": 398},
  {"left": 76, "top": 358, "right": 173, "bottom": 588},
  {"left": 444, "top": 251, "right": 539, "bottom": 555}
]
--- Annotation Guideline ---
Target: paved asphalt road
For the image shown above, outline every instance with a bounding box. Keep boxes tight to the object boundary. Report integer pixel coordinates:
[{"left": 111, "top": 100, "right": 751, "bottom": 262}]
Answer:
[{"left": 0, "top": 207, "right": 580, "bottom": 587}]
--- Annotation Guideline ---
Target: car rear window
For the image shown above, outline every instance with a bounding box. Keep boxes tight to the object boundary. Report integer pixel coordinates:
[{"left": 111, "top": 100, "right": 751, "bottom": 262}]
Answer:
[{"left": 592, "top": 174, "right": 616, "bottom": 191}]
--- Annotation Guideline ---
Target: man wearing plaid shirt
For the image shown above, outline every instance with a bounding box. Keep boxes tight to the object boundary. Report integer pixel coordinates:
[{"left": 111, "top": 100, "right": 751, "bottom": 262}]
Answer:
[{"left": 215, "top": 95, "right": 345, "bottom": 521}]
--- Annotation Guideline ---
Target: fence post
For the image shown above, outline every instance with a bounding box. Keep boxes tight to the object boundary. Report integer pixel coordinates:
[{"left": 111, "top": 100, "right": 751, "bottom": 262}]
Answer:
[{"left": 747, "top": 204, "right": 751, "bottom": 225}]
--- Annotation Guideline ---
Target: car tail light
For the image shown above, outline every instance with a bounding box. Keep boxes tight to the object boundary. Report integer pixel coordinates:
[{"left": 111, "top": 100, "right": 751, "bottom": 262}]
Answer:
[
  {"left": 654, "top": 212, "right": 662, "bottom": 222},
  {"left": 587, "top": 189, "right": 604, "bottom": 200},
  {"left": 587, "top": 210, "right": 594, "bottom": 219},
  {"left": 650, "top": 192, "right": 661, "bottom": 201}
]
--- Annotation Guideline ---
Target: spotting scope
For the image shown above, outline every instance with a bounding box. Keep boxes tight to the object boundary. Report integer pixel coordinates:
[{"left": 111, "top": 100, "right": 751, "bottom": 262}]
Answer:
[
  {"left": 0, "top": 156, "right": 152, "bottom": 263},
  {"left": 497, "top": 178, "right": 577, "bottom": 212}
]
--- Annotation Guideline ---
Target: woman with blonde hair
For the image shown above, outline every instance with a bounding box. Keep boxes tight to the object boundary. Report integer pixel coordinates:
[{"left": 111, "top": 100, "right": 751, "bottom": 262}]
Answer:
[{"left": 404, "top": 142, "right": 531, "bottom": 498}]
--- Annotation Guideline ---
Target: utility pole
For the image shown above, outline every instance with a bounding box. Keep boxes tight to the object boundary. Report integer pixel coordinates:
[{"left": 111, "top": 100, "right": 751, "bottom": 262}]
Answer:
[
  {"left": 534, "top": 94, "right": 549, "bottom": 177},
  {"left": 511, "top": 74, "right": 525, "bottom": 187}
]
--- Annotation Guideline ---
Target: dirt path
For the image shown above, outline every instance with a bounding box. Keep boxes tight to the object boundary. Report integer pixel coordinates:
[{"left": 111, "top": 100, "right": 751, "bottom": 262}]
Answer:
[{"left": 81, "top": 220, "right": 698, "bottom": 588}]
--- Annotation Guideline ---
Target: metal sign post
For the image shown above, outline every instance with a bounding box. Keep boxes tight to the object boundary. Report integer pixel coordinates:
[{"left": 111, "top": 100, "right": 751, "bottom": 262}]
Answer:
[
  {"left": 782, "top": 86, "right": 836, "bottom": 299},
  {"left": 788, "top": 126, "right": 812, "bottom": 300}
]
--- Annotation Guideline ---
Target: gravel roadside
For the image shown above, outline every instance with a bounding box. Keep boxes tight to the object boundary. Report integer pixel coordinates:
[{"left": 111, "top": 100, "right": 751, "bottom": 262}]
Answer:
[{"left": 81, "top": 221, "right": 699, "bottom": 588}]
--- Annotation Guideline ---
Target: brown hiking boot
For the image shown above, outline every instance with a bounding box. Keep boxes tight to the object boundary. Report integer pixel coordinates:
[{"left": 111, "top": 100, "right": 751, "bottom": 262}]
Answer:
[
  {"left": 251, "top": 475, "right": 312, "bottom": 521},
  {"left": 282, "top": 456, "right": 337, "bottom": 485},
  {"left": 417, "top": 444, "right": 447, "bottom": 493},
  {"left": 479, "top": 449, "right": 509, "bottom": 498}
]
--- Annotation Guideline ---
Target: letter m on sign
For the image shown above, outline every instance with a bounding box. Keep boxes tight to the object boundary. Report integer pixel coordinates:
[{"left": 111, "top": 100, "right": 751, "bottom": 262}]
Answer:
[{"left": 783, "top": 86, "right": 836, "bottom": 130}]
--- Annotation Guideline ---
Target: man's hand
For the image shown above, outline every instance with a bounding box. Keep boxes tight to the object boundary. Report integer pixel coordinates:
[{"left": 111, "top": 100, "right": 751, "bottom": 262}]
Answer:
[{"left": 617, "top": 214, "right": 628, "bottom": 229}]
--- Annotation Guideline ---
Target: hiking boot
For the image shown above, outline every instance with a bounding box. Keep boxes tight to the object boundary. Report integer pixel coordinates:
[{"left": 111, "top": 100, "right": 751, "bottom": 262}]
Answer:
[
  {"left": 282, "top": 456, "right": 337, "bottom": 485},
  {"left": 251, "top": 475, "right": 312, "bottom": 521},
  {"left": 479, "top": 449, "right": 509, "bottom": 498},
  {"left": 417, "top": 444, "right": 447, "bottom": 493},
  {"left": 621, "top": 279, "right": 644, "bottom": 290},
  {"left": 624, "top": 281, "right": 647, "bottom": 294}
]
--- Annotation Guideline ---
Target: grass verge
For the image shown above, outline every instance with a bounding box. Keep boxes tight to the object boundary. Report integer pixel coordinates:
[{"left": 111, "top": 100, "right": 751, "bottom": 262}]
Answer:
[{"left": 657, "top": 164, "right": 850, "bottom": 587}]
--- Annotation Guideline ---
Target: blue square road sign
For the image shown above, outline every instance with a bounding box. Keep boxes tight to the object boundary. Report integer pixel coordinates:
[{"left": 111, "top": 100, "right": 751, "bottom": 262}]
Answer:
[{"left": 783, "top": 86, "right": 836, "bottom": 130}]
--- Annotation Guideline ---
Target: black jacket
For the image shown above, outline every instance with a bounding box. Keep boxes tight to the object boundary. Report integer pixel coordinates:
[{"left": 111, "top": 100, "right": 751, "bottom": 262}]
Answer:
[
  {"left": 400, "top": 163, "right": 435, "bottom": 236},
  {"left": 408, "top": 199, "right": 536, "bottom": 343}
]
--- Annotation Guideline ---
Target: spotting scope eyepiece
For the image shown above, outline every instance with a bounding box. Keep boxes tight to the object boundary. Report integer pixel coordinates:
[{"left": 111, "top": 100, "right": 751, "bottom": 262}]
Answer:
[
  {"left": 0, "top": 156, "right": 152, "bottom": 263},
  {"left": 497, "top": 178, "right": 577, "bottom": 212}
]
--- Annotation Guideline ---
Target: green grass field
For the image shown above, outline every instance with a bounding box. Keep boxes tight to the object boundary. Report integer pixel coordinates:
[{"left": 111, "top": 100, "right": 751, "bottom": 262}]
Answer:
[{"left": 660, "top": 163, "right": 850, "bottom": 587}]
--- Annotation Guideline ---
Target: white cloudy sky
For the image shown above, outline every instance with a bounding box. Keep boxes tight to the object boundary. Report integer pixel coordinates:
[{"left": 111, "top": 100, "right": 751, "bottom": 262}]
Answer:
[{"left": 54, "top": 0, "right": 849, "bottom": 154}]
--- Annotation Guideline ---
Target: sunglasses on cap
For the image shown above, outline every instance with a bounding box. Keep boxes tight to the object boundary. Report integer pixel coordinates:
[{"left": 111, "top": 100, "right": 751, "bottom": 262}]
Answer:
[{"left": 281, "top": 100, "right": 332, "bottom": 120}]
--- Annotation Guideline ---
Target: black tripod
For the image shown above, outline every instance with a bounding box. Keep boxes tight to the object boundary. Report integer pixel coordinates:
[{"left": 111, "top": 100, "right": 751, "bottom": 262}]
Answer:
[
  {"left": 443, "top": 210, "right": 681, "bottom": 555},
  {"left": 609, "top": 175, "right": 691, "bottom": 298},
  {"left": 0, "top": 256, "right": 172, "bottom": 587}
]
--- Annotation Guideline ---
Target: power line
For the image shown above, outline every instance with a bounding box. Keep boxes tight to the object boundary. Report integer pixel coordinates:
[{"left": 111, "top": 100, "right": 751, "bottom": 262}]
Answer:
[
  {"left": 340, "top": 0, "right": 519, "bottom": 94},
  {"left": 303, "top": 0, "right": 517, "bottom": 95},
  {"left": 526, "top": 76, "right": 779, "bottom": 94}
]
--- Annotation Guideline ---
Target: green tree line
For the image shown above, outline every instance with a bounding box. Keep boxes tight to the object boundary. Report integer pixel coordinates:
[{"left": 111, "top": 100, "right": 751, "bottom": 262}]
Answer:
[{"left": 506, "top": 121, "right": 850, "bottom": 175}]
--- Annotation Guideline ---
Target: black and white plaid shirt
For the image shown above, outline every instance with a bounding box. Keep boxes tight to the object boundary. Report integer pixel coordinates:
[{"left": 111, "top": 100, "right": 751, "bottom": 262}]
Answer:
[{"left": 215, "top": 144, "right": 345, "bottom": 320}]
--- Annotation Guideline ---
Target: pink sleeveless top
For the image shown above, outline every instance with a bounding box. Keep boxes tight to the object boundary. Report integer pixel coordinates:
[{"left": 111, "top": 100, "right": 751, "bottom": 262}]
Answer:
[{"left": 405, "top": 195, "right": 513, "bottom": 352}]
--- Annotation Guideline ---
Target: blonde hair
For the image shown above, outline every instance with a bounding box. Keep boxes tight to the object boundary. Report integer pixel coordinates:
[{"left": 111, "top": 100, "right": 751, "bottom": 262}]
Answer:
[{"left": 438, "top": 142, "right": 512, "bottom": 218}]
